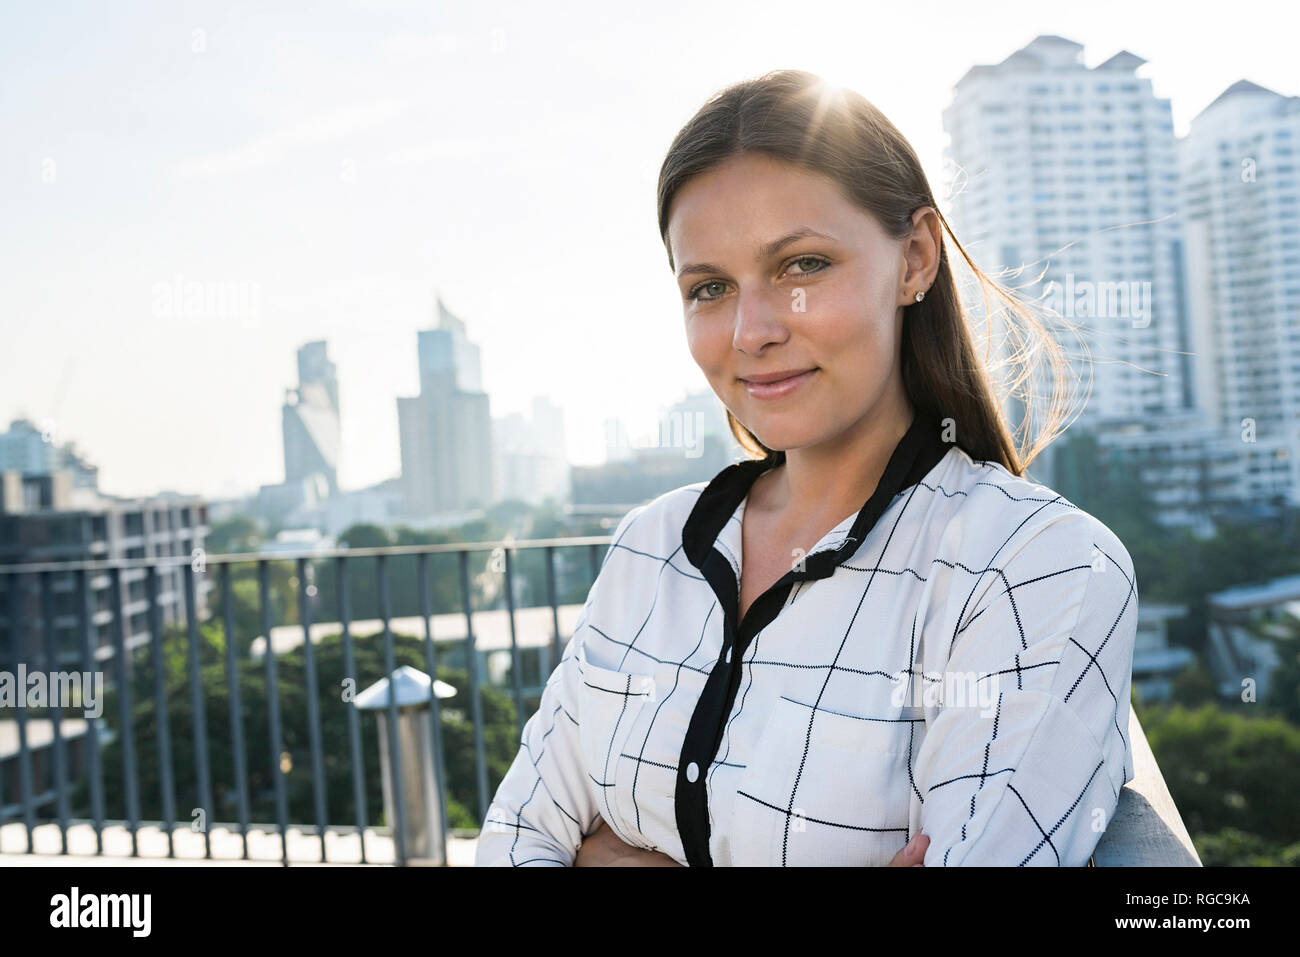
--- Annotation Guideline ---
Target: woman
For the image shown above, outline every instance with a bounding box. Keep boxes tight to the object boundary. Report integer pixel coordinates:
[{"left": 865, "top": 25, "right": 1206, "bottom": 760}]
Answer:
[{"left": 475, "top": 69, "right": 1138, "bottom": 867}]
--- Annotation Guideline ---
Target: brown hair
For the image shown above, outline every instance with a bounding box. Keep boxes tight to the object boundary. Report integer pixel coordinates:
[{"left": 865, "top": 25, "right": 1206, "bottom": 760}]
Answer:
[{"left": 656, "top": 69, "right": 1083, "bottom": 475}]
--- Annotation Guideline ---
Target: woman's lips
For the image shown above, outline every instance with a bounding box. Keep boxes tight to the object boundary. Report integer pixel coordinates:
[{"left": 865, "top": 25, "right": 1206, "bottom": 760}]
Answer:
[{"left": 740, "top": 368, "right": 818, "bottom": 399}]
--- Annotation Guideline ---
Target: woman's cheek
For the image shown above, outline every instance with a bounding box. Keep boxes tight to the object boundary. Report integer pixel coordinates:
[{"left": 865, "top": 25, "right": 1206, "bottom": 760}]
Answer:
[
  {"left": 683, "top": 318, "right": 706, "bottom": 368},
  {"left": 685, "top": 317, "right": 727, "bottom": 376}
]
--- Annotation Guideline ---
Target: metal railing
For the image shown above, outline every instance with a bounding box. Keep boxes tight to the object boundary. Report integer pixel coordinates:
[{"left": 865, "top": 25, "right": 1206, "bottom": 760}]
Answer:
[
  {"left": 0, "top": 536, "right": 1201, "bottom": 866},
  {"left": 0, "top": 536, "right": 610, "bottom": 865}
]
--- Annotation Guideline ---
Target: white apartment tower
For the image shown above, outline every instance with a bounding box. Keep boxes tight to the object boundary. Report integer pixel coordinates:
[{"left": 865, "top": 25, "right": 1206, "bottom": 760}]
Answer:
[
  {"left": 943, "top": 36, "right": 1190, "bottom": 436},
  {"left": 1179, "top": 80, "right": 1300, "bottom": 506}
]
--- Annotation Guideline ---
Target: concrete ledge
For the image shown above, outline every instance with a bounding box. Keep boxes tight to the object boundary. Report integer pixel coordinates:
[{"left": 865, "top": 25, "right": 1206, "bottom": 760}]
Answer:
[
  {"left": 0, "top": 821, "right": 479, "bottom": 866},
  {"left": 1092, "top": 709, "right": 1202, "bottom": 866}
]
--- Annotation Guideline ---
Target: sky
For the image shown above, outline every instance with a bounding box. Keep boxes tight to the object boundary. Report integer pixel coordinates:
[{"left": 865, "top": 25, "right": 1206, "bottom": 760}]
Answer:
[{"left": 1, "top": 0, "right": 1296, "bottom": 499}]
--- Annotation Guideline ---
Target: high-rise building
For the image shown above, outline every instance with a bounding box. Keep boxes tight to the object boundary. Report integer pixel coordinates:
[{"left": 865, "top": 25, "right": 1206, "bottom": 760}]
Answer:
[
  {"left": 944, "top": 35, "right": 1189, "bottom": 436},
  {"left": 0, "top": 418, "right": 99, "bottom": 491},
  {"left": 494, "top": 397, "right": 570, "bottom": 507},
  {"left": 397, "top": 296, "right": 495, "bottom": 516},
  {"left": 282, "top": 340, "right": 341, "bottom": 496},
  {"left": 418, "top": 297, "right": 484, "bottom": 394},
  {"left": 1179, "top": 80, "right": 1300, "bottom": 506},
  {"left": 0, "top": 470, "right": 211, "bottom": 670},
  {"left": 574, "top": 391, "right": 743, "bottom": 506}
]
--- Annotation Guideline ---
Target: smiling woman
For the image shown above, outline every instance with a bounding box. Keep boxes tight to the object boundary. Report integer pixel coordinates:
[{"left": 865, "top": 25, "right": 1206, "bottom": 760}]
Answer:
[{"left": 474, "top": 69, "right": 1138, "bottom": 867}]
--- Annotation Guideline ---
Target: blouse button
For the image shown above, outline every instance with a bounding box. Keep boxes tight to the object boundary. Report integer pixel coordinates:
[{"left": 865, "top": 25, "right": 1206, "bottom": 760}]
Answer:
[{"left": 686, "top": 761, "right": 699, "bottom": 782}]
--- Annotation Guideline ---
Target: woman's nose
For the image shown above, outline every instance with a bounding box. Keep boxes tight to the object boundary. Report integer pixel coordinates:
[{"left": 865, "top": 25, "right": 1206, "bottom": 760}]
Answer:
[{"left": 731, "top": 286, "right": 790, "bottom": 354}]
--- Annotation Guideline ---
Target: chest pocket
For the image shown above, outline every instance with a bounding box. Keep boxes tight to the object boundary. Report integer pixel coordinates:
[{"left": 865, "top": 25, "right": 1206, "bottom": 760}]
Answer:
[
  {"left": 576, "top": 643, "right": 657, "bottom": 846},
  {"left": 576, "top": 643, "right": 712, "bottom": 857},
  {"left": 728, "top": 693, "right": 924, "bottom": 866}
]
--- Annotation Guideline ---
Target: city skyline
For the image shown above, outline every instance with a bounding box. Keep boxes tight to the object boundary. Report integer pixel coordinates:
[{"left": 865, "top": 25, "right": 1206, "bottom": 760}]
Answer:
[{"left": 2, "top": 1, "right": 1297, "bottom": 499}]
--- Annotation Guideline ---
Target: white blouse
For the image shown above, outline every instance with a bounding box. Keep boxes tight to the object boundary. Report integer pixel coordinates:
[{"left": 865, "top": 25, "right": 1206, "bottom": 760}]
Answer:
[{"left": 474, "top": 411, "right": 1139, "bottom": 866}]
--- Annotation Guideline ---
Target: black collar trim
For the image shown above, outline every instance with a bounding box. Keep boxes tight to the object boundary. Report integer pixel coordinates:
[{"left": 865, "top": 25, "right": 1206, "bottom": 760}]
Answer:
[{"left": 682, "top": 411, "right": 953, "bottom": 578}]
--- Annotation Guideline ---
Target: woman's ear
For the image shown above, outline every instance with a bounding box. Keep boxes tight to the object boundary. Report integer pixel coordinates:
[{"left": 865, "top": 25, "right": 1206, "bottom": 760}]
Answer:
[{"left": 899, "top": 206, "right": 941, "bottom": 301}]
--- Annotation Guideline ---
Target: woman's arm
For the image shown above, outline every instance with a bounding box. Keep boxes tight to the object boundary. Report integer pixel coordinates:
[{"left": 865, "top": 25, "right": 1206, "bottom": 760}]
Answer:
[
  {"left": 574, "top": 818, "right": 684, "bottom": 866},
  {"left": 473, "top": 616, "right": 596, "bottom": 865},
  {"left": 474, "top": 506, "right": 646, "bottom": 866},
  {"left": 914, "top": 510, "right": 1139, "bottom": 866},
  {"left": 570, "top": 819, "right": 930, "bottom": 866}
]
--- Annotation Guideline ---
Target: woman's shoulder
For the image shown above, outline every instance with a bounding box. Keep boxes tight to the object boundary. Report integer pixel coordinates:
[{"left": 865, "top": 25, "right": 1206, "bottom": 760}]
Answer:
[
  {"left": 926, "top": 444, "right": 1135, "bottom": 581},
  {"left": 927, "top": 447, "right": 1140, "bottom": 689}
]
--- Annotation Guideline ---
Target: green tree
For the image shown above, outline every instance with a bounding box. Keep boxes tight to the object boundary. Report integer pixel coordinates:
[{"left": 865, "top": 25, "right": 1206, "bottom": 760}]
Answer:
[
  {"left": 66, "top": 620, "right": 522, "bottom": 834},
  {"left": 1258, "top": 605, "right": 1300, "bottom": 727},
  {"left": 203, "top": 516, "right": 264, "bottom": 555},
  {"left": 1137, "top": 701, "right": 1300, "bottom": 863},
  {"left": 1194, "top": 827, "right": 1300, "bottom": 867},
  {"left": 204, "top": 559, "right": 299, "bottom": 653}
]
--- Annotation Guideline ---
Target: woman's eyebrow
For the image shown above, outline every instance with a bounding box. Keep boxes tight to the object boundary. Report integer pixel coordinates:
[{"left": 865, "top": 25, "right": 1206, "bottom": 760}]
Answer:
[{"left": 676, "top": 226, "right": 839, "bottom": 278}]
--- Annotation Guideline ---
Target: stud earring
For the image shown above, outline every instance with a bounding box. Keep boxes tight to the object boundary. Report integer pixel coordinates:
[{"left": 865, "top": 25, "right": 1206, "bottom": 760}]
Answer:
[{"left": 914, "top": 290, "right": 925, "bottom": 303}]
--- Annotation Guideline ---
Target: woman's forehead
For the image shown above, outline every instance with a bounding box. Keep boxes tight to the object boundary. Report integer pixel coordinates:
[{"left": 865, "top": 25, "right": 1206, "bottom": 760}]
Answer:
[{"left": 668, "top": 180, "right": 883, "bottom": 270}]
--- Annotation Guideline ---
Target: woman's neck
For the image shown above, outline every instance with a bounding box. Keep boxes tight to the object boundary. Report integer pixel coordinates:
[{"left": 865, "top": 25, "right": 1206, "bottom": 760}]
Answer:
[{"left": 751, "top": 393, "right": 917, "bottom": 533}]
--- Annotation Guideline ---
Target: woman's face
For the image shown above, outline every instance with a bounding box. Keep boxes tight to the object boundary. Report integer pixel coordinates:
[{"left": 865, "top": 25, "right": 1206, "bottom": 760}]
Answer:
[{"left": 667, "top": 152, "right": 917, "bottom": 455}]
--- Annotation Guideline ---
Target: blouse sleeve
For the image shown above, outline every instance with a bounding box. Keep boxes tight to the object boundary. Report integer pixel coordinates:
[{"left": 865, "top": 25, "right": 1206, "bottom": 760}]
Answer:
[
  {"left": 473, "top": 505, "right": 646, "bottom": 866},
  {"left": 914, "top": 509, "right": 1139, "bottom": 866}
]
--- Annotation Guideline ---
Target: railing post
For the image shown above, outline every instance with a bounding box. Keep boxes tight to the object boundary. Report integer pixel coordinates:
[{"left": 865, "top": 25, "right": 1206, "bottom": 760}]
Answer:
[
  {"left": 9, "top": 572, "right": 36, "bottom": 853},
  {"left": 146, "top": 564, "right": 177, "bottom": 858},
  {"left": 459, "top": 550, "right": 489, "bottom": 825},
  {"left": 336, "top": 555, "right": 369, "bottom": 864},
  {"left": 545, "top": 546, "right": 562, "bottom": 675},
  {"left": 40, "top": 570, "right": 70, "bottom": 854},
  {"left": 76, "top": 567, "right": 104, "bottom": 855},
  {"left": 109, "top": 565, "right": 139, "bottom": 857},
  {"left": 297, "top": 556, "right": 329, "bottom": 862},
  {"left": 417, "top": 552, "right": 450, "bottom": 865},
  {"left": 220, "top": 563, "right": 251, "bottom": 860},
  {"left": 258, "top": 559, "right": 289, "bottom": 865},
  {"left": 502, "top": 548, "right": 525, "bottom": 743},
  {"left": 182, "top": 561, "right": 214, "bottom": 858},
  {"left": 377, "top": 552, "right": 408, "bottom": 866},
  {"left": 10, "top": 574, "right": 35, "bottom": 852}
]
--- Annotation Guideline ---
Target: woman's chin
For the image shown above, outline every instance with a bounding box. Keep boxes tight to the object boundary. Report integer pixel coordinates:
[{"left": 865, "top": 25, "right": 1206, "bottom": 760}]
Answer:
[{"left": 745, "top": 428, "right": 819, "bottom": 456}]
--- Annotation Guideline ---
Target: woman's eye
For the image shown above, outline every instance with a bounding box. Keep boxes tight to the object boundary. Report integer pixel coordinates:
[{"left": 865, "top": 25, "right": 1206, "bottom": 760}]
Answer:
[
  {"left": 688, "top": 281, "right": 727, "bottom": 302},
  {"left": 787, "top": 256, "right": 829, "bottom": 277},
  {"left": 687, "top": 257, "right": 828, "bottom": 302}
]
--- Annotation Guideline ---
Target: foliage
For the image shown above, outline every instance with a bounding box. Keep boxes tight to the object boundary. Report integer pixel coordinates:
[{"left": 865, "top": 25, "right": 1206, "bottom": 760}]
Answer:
[
  {"left": 1194, "top": 827, "right": 1300, "bottom": 867},
  {"left": 1135, "top": 700, "right": 1300, "bottom": 864},
  {"left": 1258, "top": 606, "right": 1300, "bottom": 727},
  {"left": 203, "top": 516, "right": 264, "bottom": 555},
  {"left": 64, "top": 621, "right": 522, "bottom": 835}
]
